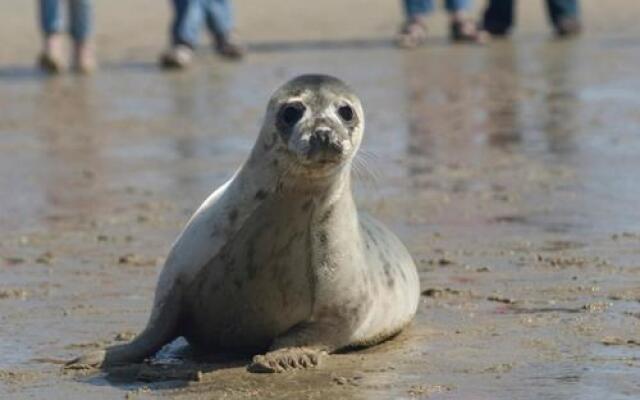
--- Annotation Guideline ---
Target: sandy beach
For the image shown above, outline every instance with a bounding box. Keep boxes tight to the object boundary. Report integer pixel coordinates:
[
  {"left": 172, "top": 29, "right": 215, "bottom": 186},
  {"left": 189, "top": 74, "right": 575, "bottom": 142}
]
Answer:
[{"left": 1, "top": 1, "right": 639, "bottom": 399}]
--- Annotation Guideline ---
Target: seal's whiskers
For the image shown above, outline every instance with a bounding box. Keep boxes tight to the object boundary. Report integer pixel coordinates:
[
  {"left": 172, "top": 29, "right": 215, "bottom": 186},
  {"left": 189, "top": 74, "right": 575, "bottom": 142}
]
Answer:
[{"left": 352, "top": 150, "right": 381, "bottom": 188}]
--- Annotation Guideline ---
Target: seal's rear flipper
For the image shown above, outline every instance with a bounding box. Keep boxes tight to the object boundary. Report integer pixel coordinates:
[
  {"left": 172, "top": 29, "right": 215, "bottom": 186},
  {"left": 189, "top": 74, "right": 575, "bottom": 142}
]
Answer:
[{"left": 65, "top": 292, "right": 182, "bottom": 370}]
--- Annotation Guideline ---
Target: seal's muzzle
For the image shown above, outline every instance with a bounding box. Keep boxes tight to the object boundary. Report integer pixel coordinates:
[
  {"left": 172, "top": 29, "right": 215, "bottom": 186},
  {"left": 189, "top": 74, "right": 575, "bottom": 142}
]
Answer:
[{"left": 308, "top": 127, "right": 343, "bottom": 158}]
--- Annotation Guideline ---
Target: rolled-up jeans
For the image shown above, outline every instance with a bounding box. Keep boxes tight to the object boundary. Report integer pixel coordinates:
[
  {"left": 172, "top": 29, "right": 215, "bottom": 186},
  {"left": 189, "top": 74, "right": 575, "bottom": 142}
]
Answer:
[
  {"left": 39, "top": 0, "right": 92, "bottom": 43},
  {"left": 403, "top": 0, "right": 472, "bottom": 18},
  {"left": 171, "top": 0, "right": 234, "bottom": 47}
]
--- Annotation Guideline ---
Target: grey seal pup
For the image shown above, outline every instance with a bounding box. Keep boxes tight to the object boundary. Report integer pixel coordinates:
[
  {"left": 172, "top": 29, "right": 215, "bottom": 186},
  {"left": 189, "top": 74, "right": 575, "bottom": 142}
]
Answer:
[{"left": 68, "top": 74, "right": 420, "bottom": 373}]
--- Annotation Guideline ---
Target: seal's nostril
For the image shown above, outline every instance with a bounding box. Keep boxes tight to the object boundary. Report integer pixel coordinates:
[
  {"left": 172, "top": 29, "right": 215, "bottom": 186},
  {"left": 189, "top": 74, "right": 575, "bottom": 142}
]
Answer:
[
  {"left": 309, "top": 134, "right": 319, "bottom": 149},
  {"left": 314, "top": 128, "right": 331, "bottom": 145}
]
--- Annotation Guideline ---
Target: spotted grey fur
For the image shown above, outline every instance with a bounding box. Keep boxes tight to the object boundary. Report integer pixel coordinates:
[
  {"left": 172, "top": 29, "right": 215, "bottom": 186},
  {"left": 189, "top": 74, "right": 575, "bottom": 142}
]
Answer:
[{"left": 67, "top": 74, "right": 420, "bottom": 373}]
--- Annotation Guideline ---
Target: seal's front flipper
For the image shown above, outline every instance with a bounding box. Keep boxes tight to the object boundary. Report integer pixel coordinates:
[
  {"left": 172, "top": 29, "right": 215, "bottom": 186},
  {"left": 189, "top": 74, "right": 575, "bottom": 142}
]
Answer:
[
  {"left": 247, "top": 321, "right": 347, "bottom": 373},
  {"left": 248, "top": 347, "right": 326, "bottom": 373},
  {"left": 65, "top": 292, "right": 182, "bottom": 370}
]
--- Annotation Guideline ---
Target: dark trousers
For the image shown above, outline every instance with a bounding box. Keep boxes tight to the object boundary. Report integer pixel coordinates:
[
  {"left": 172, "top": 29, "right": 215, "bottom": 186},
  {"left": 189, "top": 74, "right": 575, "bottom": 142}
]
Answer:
[{"left": 483, "top": 0, "right": 579, "bottom": 35}]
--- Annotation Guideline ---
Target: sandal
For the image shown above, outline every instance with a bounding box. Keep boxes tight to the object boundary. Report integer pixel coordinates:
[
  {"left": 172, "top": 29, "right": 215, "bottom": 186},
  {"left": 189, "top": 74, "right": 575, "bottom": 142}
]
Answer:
[
  {"left": 555, "top": 17, "right": 581, "bottom": 37},
  {"left": 38, "top": 34, "right": 64, "bottom": 74},
  {"left": 38, "top": 52, "right": 64, "bottom": 74},
  {"left": 214, "top": 33, "right": 245, "bottom": 60},
  {"left": 159, "top": 44, "right": 194, "bottom": 70},
  {"left": 450, "top": 19, "right": 489, "bottom": 44},
  {"left": 396, "top": 18, "right": 428, "bottom": 49}
]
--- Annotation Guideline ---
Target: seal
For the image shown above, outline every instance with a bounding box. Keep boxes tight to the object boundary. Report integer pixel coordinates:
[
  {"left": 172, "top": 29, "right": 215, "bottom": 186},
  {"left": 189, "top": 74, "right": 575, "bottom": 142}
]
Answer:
[{"left": 67, "top": 74, "right": 420, "bottom": 373}]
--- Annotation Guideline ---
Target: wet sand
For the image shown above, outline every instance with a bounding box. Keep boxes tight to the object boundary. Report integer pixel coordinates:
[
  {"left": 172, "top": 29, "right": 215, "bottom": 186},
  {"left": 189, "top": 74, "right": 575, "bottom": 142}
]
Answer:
[{"left": 1, "top": 1, "right": 640, "bottom": 399}]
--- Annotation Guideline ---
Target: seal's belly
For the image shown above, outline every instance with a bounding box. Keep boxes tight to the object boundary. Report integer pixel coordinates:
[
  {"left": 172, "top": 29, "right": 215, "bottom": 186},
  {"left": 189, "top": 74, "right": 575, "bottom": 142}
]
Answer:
[{"left": 181, "top": 203, "right": 314, "bottom": 350}]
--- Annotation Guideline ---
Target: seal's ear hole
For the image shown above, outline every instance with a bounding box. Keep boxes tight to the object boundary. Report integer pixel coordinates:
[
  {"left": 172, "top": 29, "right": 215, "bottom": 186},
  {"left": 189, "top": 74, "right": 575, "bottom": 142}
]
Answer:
[
  {"left": 279, "top": 102, "right": 306, "bottom": 126},
  {"left": 337, "top": 105, "right": 354, "bottom": 123}
]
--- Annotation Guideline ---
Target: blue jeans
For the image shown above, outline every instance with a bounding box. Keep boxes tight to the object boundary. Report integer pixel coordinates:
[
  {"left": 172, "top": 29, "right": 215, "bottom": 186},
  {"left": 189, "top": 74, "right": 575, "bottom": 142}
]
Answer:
[
  {"left": 404, "top": 0, "right": 471, "bottom": 18},
  {"left": 483, "top": 0, "right": 579, "bottom": 34},
  {"left": 171, "top": 0, "right": 234, "bottom": 47},
  {"left": 39, "top": 0, "right": 92, "bottom": 42}
]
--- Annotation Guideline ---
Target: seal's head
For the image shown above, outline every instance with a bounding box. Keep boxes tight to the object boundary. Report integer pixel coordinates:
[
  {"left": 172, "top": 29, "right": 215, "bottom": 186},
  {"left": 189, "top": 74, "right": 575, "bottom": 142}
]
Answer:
[{"left": 261, "top": 74, "right": 364, "bottom": 177}]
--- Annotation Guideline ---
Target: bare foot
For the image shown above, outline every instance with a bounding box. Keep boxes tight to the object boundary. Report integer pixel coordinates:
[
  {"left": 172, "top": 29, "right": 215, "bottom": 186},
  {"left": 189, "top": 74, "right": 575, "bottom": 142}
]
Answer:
[
  {"left": 248, "top": 347, "right": 326, "bottom": 373},
  {"left": 73, "top": 41, "right": 97, "bottom": 74}
]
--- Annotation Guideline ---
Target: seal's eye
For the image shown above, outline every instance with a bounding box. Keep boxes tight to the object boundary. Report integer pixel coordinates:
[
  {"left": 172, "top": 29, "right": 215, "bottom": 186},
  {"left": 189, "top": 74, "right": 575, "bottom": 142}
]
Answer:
[
  {"left": 337, "top": 105, "right": 354, "bottom": 123},
  {"left": 279, "top": 102, "right": 306, "bottom": 126}
]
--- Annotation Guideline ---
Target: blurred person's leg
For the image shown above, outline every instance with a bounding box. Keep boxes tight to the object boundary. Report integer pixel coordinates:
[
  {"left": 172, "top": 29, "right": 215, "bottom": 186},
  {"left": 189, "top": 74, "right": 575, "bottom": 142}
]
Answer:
[
  {"left": 39, "top": 0, "right": 62, "bottom": 36},
  {"left": 396, "top": 0, "right": 433, "bottom": 48},
  {"left": 68, "top": 0, "right": 91, "bottom": 43},
  {"left": 161, "top": 0, "right": 204, "bottom": 69},
  {"left": 482, "top": 0, "right": 515, "bottom": 36},
  {"left": 405, "top": 0, "right": 435, "bottom": 16},
  {"left": 202, "top": 0, "right": 244, "bottom": 59},
  {"left": 38, "top": 0, "right": 64, "bottom": 73},
  {"left": 171, "top": 0, "right": 204, "bottom": 47},
  {"left": 68, "top": 0, "right": 96, "bottom": 73},
  {"left": 445, "top": 0, "right": 488, "bottom": 43},
  {"left": 445, "top": 0, "right": 471, "bottom": 13},
  {"left": 546, "top": 0, "right": 581, "bottom": 36}
]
